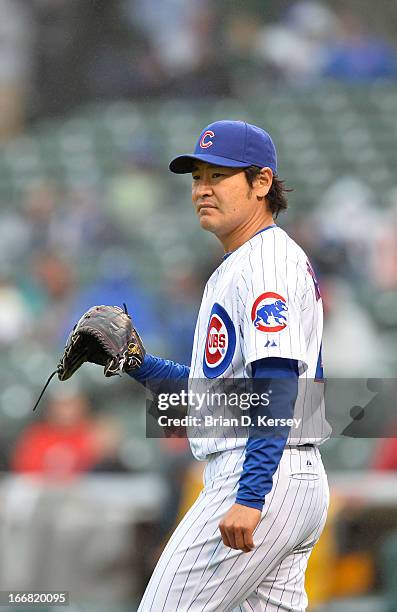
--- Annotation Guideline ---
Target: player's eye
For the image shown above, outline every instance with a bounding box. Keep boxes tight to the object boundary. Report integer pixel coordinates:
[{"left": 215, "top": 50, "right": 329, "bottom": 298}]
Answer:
[{"left": 191, "top": 172, "right": 224, "bottom": 182}]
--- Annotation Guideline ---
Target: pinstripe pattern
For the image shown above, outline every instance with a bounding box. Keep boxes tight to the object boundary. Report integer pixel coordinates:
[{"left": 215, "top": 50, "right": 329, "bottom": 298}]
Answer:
[
  {"left": 189, "top": 227, "right": 331, "bottom": 460},
  {"left": 138, "top": 226, "right": 330, "bottom": 611},
  {"left": 137, "top": 447, "right": 329, "bottom": 611}
]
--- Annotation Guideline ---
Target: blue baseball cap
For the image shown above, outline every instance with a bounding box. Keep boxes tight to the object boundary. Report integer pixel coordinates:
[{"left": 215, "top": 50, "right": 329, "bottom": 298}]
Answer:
[{"left": 169, "top": 120, "right": 277, "bottom": 174}]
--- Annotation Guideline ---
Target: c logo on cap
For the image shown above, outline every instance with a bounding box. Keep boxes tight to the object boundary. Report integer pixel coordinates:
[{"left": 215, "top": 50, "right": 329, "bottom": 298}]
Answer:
[{"left": 200, "top": 130, "right": 214, "bottom": 149}]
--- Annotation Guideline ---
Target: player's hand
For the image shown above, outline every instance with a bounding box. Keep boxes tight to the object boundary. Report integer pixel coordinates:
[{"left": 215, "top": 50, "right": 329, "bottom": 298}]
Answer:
[{"left": 219, "top": 503, "right": 261, "bottom": 553}]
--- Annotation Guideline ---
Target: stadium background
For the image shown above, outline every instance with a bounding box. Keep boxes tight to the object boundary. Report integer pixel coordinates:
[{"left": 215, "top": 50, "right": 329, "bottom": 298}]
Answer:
[{"left": 0, "top": 1, "right": 397, "bottom": 610}]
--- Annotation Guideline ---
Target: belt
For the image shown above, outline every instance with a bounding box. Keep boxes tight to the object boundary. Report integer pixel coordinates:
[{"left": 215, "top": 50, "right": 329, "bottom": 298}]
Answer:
[{"left": 287, "top": 444, "right": 315, "bottom": 449}]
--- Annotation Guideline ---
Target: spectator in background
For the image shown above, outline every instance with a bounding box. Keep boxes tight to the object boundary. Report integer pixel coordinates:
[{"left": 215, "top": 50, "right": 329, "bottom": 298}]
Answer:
[
  {"left": 221, "top": 9, "right": 266, "bottom": 95},
  {"left": 32, "top": 251, "right": 75, "bottom": 304},
  {"left": 372, "top": 434, "right": 397, "bottom": 471},
  {"left": 323, "top": 9, "right": 397, "bottom": 81},
  {"left": 31, "top": 0, "right": 105, "bottom": 116},
  {"left": 311, "top": 177, "right": 381, "bottom": 285},
  {"left": 369, "top": 194, "right": 397, "bottom": 334},
  {"left": 125, "top": 0, "right": 228, "bottom": 96},
  {"left": 0, "top": 272, "right": 32, "bottom": 346},
  {"left": 11, "top": 391, "right": 99, "bottom": 479},
  {"left": 371, "top": 383, "right": 397, "bottom": 470},
  {"left": 255, "top": 1, "right": 338, "bottom": 85},
  {"left": 49, "top": 184, "right": 115, "bottom": 259},
  {"left": 89, "top": 414, "right": 131, "bottom": 473},
  {"left": 0, "top": 0, "right": 34, "bottom": 139},
  {"left": 21, "top": 181, "right": 59, "bottom": 253},
  {"left": 82, "top": 0, "right": 163, "bottom": 100},
  {"left": 21, "top": 180, "right": 119, "bottom": 260},
  {"left": 308, "top": 176, "right": 389, "bottom": 376},
  {"left": 11, "top": 390, "right": 131, "bottom": 478},
  {"left": 23, "top": 250, "right": 77, "bottom": 347},
  {"left": 321, "top": 277, "right": 385, "bottom": 376},
  {"left": 372, "top": 194, "right": 397, "bottom": 292},
  {"left": 126, "top": 0, "right": 211, "bottom": 80},
  {"left": 277, "top": 178, "right": 392, "bottom": 377},
  {"left": 162, "top": 265, "right": 200, "bottom": 364},
  {"left": 64, "top": 253, "right": 165, "bottom": 355},
  {"left": 0, "top": 208, "right": 30, "bottom": 270},
  {"left": 107, "top": 136, "right": 163, "bottom": 231},
  {"left": 162, "top": 260, "right": 217, "bottom": 364}
]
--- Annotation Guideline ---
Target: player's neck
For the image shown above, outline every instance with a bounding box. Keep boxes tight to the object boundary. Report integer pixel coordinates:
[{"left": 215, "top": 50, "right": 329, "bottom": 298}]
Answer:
[{"left": 219, "top": 215, "right": 275, "bottom": 254}]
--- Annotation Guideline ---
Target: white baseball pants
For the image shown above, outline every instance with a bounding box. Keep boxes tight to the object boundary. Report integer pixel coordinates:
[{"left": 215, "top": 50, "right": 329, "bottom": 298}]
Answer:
[{"left": 138, "top": 445, "right": 329, "bottom": 611}]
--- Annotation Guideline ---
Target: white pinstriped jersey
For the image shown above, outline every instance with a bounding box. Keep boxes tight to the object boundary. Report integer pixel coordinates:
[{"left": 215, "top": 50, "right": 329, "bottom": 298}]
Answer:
[{"left": 189, "top": 225, "right": 331, "bottom": 460}]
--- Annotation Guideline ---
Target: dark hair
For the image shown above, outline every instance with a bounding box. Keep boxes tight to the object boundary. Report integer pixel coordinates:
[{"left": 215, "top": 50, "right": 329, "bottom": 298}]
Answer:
[{"left": 244, "top": 166, "right": 292, "bottom": 218}]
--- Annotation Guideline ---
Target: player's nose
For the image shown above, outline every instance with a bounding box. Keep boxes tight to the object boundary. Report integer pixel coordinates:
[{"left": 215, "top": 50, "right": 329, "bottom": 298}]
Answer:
[{"left": 193, "top": 180, "right": 214, "bottom": 199}]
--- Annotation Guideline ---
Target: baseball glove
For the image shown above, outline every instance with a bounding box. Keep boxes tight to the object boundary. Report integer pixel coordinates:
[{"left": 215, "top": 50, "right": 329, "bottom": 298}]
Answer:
[
  {"left": 33, "top": 304, "right": 145, "bottom": 411},
  {"left": 58, "top": 304, "right": 145, "bottom": 380}
]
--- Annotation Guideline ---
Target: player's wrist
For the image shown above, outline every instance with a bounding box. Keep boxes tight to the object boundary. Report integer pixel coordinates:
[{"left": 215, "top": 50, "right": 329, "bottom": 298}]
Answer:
[
  {"left": 125, "top": 352, "right": 151, "bottom": 376},
  {"left": 235, "top": 497, "right": 264, "bottom": 511}
]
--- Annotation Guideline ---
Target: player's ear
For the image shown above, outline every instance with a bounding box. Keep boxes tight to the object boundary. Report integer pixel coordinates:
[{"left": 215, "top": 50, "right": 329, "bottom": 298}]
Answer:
[{"left": 254, "top": 168, "right": 273, "bottom": 199}]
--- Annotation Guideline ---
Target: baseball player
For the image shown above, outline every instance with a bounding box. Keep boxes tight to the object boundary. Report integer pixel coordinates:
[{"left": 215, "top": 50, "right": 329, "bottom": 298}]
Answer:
[{"left": 130, "top": 120, "right": 330, "bottom": 610}]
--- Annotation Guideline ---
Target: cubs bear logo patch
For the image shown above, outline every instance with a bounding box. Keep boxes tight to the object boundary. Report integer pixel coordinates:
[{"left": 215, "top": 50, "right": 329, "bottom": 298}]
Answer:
[{"left": 251, "top": 292, "right": 288, "bottom": 333}]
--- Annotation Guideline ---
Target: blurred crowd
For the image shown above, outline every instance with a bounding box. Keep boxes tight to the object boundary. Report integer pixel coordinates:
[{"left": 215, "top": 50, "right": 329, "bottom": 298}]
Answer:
[
  {"left": 1, "top": 165, "right": 395, "bottom": 368},
  {"left": 1, "top": 0, "right": 397, "bottom": 138}
]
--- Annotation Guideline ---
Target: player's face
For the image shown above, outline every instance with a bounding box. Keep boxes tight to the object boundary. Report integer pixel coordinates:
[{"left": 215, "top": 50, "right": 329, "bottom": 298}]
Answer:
[{"left": 191, "top": 162, "right": 273, "bottom": 250}]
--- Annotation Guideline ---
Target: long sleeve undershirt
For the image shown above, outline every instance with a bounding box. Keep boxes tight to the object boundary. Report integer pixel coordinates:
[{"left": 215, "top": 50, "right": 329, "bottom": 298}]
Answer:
[
  {"left": 235, "top": 357, "right": 299, "bottom": 511},
  {"left": 131, "top": 353, "right": 190, "bottom": 386}
]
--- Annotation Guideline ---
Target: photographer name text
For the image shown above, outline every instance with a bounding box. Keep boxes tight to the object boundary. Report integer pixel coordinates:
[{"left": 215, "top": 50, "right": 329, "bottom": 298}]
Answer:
[{"left": 157, "top": 415, "right": 302, "bottom": 428}]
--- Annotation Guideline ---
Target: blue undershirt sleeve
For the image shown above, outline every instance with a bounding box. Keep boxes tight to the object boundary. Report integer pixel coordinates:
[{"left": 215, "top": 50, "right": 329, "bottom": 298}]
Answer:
[
  {"left": 126, "top": 353, "right": 190, "bottom": 393},
  {"left": 235, "top": 357, "right": 299, "bottom": 511}
]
